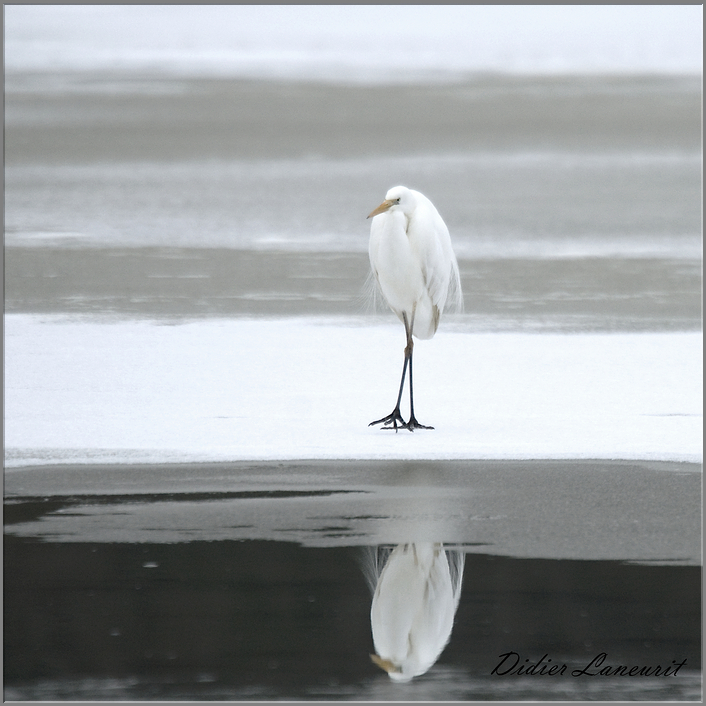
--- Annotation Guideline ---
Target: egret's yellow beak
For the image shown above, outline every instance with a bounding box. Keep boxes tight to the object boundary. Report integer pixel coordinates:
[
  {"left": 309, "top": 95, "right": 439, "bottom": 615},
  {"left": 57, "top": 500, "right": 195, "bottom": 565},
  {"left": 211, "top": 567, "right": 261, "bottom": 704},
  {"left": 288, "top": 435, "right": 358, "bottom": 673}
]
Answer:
[
  {"left": 367, "top": 199, "right": 394, "bottom": 219},
  {"left": 370, "top": 654, "right": 402, "bottom": 673}
]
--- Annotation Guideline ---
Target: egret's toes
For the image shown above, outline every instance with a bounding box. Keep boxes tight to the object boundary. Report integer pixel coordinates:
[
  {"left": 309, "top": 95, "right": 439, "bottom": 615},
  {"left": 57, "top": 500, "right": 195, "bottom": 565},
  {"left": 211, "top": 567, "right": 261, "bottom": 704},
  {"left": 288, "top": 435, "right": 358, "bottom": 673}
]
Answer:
[
  {"left": 369, "top": 410, "right": 406, "bottom": 432},
  {"left": 405, "top": 417, "right": 434, "bottom": 431}
]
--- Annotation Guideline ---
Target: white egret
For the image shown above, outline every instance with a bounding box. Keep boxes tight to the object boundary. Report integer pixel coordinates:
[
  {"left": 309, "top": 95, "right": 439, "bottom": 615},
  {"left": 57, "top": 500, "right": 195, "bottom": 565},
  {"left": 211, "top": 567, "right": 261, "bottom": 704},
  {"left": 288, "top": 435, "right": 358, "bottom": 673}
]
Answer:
[
  {"left": 367, "top": 186, "right": 462, "bottom": 431},
  {"left": 368, "top": 543, "right": 465, "bottom": 682}
]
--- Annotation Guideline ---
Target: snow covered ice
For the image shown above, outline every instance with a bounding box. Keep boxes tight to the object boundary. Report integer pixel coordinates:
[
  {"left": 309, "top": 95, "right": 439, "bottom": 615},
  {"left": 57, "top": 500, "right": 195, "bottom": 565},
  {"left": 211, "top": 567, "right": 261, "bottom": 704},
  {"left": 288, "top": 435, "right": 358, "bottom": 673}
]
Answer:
[{"left": 4, "top": 315, "right": 701, "bottom": 467}]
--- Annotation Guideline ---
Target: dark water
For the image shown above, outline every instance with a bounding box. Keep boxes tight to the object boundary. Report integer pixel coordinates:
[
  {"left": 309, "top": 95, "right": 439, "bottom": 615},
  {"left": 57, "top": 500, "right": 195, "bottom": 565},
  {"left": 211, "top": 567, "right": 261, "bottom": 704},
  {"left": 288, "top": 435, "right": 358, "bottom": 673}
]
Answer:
[
  {"left": 4, "top": 460, "right": 702, "bottom": 700},
  {"left": 4, "top": 536, "right": 701, "bottom": 701}
]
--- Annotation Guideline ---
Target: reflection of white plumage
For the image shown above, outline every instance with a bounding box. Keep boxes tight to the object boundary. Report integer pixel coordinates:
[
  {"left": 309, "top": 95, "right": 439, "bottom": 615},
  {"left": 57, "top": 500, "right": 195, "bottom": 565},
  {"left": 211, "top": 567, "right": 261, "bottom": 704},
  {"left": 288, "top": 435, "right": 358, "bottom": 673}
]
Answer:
[
  {"left": 367, "top": 186, "right": 462, "bottom": 431},
  {"left": 369, "top": 543, "right": 465, "bottom": 682}
]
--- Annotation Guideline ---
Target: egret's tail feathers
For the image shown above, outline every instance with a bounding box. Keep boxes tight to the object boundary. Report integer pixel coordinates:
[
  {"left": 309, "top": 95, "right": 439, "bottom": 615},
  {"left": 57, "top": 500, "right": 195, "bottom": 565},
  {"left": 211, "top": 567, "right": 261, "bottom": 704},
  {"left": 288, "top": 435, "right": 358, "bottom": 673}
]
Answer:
[
  {"left": 446, "top": 258, "right": 464, "bottom": 314},
  {"left": 411, "top": 298, "right": 439, "bottom": 340},
  {"left": 446, "top": 548, "right": 466, "bottom": 611}
]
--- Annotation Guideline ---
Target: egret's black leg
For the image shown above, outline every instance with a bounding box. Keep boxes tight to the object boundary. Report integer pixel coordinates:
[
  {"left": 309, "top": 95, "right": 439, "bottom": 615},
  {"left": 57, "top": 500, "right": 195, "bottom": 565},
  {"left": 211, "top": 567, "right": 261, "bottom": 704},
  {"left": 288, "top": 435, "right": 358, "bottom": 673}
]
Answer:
[
  {"left": 370, "top": 311, "right": 433, "bottom": 432},
  {"left": 369, "top": 312, "right": 413, "bottom": 432},
  {"left": 368, "top": 353, "right": 408, "bottom": 431},
  {"left": 406, "top": 345, "right": 433, "bottom": 430}
]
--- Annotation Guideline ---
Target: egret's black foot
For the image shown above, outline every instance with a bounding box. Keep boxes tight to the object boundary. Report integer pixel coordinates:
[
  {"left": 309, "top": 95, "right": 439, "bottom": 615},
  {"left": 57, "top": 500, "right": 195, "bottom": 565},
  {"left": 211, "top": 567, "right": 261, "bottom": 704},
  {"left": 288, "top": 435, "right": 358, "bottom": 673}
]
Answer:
[
  {"left": 369, "top": 408, "right": 407, "bottom": 432},
  {"left": 369, "top": 411, "right": 434, "bottom": 432},
  {"left": 405, "top": 416, "right": 434, "bottom": 431}
]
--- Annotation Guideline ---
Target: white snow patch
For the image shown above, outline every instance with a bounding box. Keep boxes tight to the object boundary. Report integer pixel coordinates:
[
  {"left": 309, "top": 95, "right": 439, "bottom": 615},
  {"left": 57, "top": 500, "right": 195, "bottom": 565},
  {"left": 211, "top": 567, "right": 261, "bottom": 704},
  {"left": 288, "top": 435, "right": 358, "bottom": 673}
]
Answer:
[{"left": 4, "top": 315, "right": 702, "bottom": 467}]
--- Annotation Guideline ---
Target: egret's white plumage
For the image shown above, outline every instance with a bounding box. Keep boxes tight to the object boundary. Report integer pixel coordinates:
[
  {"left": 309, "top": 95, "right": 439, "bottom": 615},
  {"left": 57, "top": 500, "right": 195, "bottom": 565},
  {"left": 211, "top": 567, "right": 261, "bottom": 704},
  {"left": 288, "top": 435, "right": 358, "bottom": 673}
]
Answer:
[
  {"left": 369, "top": 543, "right": 465, "bottom": 682},
  {"left": 367, "top": 186, "right": 462, "bottom": 430}
]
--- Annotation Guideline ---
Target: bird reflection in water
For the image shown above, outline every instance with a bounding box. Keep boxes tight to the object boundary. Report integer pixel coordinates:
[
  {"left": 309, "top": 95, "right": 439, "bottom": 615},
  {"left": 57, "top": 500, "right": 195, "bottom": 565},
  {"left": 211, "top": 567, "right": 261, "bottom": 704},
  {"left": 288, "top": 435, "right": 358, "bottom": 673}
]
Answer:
[{"left": 362, "top": 543, "right": 465, "bottom": 682}]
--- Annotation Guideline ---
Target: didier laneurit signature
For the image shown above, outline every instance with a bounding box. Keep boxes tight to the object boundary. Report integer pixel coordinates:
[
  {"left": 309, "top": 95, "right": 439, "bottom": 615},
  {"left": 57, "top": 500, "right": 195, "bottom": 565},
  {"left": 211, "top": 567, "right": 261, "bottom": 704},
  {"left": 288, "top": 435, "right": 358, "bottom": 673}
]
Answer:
[{"left": 491, "top": 652, "right": 688, "bottom": 677}]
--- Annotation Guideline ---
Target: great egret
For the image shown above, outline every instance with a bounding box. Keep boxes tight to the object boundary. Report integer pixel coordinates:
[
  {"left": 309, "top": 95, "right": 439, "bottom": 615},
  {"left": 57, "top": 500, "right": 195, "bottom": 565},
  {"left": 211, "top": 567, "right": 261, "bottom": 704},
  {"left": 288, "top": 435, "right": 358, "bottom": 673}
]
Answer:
[
  {"left": 368, "top": 543, "right": 465, "bottom": 682},
  {"left": 367, "top": 186, "right": 462, "bottom": 431}
]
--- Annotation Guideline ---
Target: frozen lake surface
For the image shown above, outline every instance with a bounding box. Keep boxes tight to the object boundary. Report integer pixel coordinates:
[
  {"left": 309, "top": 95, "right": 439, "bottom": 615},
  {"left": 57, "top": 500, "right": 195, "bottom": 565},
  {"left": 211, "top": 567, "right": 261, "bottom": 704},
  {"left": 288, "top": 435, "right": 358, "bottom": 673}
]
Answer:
[{"left": 4, "top": 316, "right": 701, "bottom": 467}]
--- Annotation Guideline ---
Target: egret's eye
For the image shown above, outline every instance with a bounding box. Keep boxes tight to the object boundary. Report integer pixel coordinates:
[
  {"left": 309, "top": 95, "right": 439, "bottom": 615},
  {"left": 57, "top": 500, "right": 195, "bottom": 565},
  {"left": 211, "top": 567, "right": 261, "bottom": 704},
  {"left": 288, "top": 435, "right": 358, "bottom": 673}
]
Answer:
[{"left": 396, "top": 198, "right": 401, "bottom": 204}]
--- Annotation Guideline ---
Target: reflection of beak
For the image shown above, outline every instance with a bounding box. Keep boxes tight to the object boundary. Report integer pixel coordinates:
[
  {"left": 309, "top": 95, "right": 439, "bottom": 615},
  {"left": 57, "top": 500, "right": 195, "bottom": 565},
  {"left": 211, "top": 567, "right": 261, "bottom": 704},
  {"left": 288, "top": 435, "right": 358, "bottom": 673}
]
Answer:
[
  {"left": 367, "top": 199, "right": 394, "bottom": 219},
  {"left": 370, "top": 654, "right": 402, "bottom": 673}
]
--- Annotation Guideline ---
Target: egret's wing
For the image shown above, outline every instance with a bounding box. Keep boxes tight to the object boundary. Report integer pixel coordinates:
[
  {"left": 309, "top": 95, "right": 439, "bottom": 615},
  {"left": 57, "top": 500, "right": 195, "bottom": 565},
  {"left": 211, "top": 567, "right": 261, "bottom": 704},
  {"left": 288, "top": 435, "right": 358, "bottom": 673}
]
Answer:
[
  {"left": 404, "top": 545, "right": 458, "bottom": 678},
  {"left": 366, "top": 214, "right": 389, "bottom": 313},
  {"left": 407, "top": 191, "right": 463, "bottom": 313},
  {"left": 371, "top": 545, "right": 425, "bottom": 661}
]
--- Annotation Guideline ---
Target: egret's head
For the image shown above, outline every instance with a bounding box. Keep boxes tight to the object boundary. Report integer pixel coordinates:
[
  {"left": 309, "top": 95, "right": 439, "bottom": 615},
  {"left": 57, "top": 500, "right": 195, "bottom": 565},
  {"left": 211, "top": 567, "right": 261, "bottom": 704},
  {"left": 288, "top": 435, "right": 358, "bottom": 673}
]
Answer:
[{"left": 367, "top": 185, "right": 413, "bottom": 219}]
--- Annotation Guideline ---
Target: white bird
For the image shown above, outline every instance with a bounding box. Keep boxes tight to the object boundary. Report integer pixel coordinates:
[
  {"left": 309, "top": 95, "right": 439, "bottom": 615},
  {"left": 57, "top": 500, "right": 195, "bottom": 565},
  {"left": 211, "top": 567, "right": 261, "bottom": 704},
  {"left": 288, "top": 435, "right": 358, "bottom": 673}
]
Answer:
[
  {"left": 369, "top": 543, "right": 465, "bottom": 682},
  {"left": 367, "top": 186, "right": 462, "bottom": 431}
]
